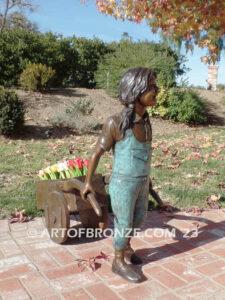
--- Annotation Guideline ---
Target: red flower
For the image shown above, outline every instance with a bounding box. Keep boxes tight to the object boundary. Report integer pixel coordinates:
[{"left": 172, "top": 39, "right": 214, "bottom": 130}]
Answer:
[
  {"left": 67, "top": 160, "right": 75, "bottom": 169},
  {"left": 82, "top": 159, "right": 88, "bottom": 168},
  {"left": 74, "top": 158, "right": 83, "bottom": 169}
]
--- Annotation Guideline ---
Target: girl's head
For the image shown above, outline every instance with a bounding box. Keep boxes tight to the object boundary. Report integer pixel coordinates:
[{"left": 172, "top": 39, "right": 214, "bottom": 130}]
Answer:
[
  {"left": 118, "top": 67, "right": 157, "bottom": 135},
  {"left": 119, "top": 67, "right": 157, "bottom": 106}
]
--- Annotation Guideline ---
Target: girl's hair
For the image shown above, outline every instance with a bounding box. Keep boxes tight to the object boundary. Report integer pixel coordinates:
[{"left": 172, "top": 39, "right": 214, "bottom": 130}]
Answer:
[{"left": 118, "top": 67, "right": 156, "bottom": 135}]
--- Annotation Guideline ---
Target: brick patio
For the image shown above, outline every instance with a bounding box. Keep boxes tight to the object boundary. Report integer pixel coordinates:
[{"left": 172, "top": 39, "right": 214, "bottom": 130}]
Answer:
[{"left": 0, "top": 209, "right": 225, "bottom": 299}]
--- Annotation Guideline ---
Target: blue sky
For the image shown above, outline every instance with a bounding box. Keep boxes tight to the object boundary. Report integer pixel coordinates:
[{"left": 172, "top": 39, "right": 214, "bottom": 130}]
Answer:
[{"left": 29, "top": 0, "right": 225, "bottom": 87}]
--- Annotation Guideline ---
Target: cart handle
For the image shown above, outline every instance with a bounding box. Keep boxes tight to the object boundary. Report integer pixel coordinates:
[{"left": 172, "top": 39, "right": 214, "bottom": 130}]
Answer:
[{"left": 63, "top": 179, "right": 102, "bottom": 217}]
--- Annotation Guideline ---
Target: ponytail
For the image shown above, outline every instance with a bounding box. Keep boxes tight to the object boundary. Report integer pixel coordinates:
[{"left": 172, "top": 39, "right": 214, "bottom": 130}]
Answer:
[{"left": 119, "top": 104, "right": 135, "bottom": 137}]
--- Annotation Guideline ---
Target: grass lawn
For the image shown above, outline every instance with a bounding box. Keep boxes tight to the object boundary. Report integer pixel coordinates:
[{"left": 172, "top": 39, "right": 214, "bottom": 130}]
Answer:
[{"left": 0, "top": 126, "right": 224, "bottom": 218}]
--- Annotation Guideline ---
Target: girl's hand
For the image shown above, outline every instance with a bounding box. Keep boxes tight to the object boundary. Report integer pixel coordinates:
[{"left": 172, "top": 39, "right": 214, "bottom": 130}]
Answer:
[{"left": 81, "top": 182, "right": 95, "bottom": 201}]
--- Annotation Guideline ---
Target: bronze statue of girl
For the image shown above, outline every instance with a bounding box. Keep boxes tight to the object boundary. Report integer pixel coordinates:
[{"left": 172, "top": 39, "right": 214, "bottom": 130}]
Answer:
[{"left": 82, "top": 67, "right": 159, "bottom": 283}]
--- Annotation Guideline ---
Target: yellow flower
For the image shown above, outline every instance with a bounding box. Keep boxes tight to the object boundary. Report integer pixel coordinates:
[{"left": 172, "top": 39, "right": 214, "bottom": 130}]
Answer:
[{"left": 50, "top": 164, "right": 58, "bottom": 173}]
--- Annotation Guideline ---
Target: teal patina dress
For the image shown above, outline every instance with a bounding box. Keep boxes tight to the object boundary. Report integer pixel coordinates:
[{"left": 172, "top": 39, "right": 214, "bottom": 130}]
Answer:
[{"left": 97, "top": 111, "right": 152, "bottom": 250}]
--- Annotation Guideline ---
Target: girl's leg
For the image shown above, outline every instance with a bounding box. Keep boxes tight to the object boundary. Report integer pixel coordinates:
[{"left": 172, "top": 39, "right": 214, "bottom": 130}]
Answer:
[
  {"left": 109, "top": 177, "right": 142, "bottom": 283},
  {"left": 125, "top": 180, "right": 149, "bottom": 264},
  {"left": 109, "top": 178, "right": 140, "bottom": 250},
  {"left": 133, "top": 179, "right": 149, "bottom": 229}
]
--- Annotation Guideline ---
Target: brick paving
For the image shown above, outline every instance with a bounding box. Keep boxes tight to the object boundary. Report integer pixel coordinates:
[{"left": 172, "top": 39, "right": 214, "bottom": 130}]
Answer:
[{"left": 0, "top": 209, "right": 225, "bottom": 300}]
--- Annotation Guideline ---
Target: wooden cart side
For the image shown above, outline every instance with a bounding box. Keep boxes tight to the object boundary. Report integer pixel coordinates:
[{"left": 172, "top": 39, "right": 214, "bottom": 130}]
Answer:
[{"left": 35, "top": 174, "right": 109, "bottom": 212}]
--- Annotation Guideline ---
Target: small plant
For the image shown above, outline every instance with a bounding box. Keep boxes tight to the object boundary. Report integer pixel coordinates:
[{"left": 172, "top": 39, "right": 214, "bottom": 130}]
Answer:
[
  {"left": 49, "top": 98, "right": 99, "bottom": 133},
  {"left": 167, "top": 88, "right": 207, "bottom": 124},
  {"left": 19, "top": 62, "right": 55, "bottom": 91},
  {"left": 0, "top": 87, "right": 25, "bottom": 135},
  {"left": 66, "top": 98, "right": 94, "bottom": 115},
  {"left": 217, "top": 84, "right": 225, "bottom": 91},
  {"left": 147, "top": 87, "right": 169, "bottom": 117},
  {"left": 222, "top": 96, "right": 225, "bottom": 106}
]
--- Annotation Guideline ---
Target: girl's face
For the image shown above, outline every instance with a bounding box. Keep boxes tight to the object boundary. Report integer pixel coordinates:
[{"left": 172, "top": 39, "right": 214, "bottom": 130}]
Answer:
[{"left": 139, "top": 77, "right": 159, "bottom": 107}]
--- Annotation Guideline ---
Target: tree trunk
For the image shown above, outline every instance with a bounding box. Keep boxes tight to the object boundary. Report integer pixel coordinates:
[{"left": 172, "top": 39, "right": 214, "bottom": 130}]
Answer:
[{"left": 0, "top": 0, "right": 10, "bottom": 32}]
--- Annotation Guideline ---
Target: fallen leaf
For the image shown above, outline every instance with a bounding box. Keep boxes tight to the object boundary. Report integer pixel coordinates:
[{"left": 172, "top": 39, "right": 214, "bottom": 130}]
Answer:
[
  {"left": 183, "top": 174, "right": 195, "bottom": 179},
  {"left": 152, "top": 163, "right": 164, "bottom": 167},
  {"left": 162, "top": 148, "right": 169, "bottom": 155},
  {"left": 167, "top": 162, "right": 180, "bottom": 169},
  {"left": 193, "top": 180, "right": 201, "bottom": 188},
  {"left": 210, "top": 204, "right": 220, "bottom": 209},
  {"left": 186, "top": 206, "right": 204, "bottom": 216},
  {"left": 9, "top": 209, "right": 33, "bottom": 224},
  {"left": 218, "top": 184, "right": 225, "bottom": 190},
  {"left": 75, "top": 252, "right": 110, "bottom": 272},
  {"left": 206, "top": 194, "right": 221, "bottom": 204}
]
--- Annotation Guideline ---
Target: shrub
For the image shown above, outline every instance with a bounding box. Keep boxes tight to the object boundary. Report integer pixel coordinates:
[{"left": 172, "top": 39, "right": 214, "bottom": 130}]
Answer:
[
  {"left": 217, "top": 84, "right": 225, "bottom": 91},
  {"left": 222, "top": 96, "right": 225, "bottom": 106},
  {"left": 0, "top": 87, "right": 25, "bottom": 135},
  {"left": 167, "top": 88, "right": 207, "bottom": 124},
  {"left": 0, "top": 30, "right": 110, "bottom": 88},
  {"left": 65, "top": 98, "right": 94, "bottom": 115},
  {"left": 49, "top": 98, "right": 100, "bottom": 133},
  {"left": 19, "top": 62, "right": 55, "bottom": 91},
  {"left": 95, "top": 40, "right": 186, "bottom": 97},
  {"left": 71, "top": 37, "right": 112, "bottom": 88},
  {"left": 147, "top": 87, "right": 169, "bottom": 117}
]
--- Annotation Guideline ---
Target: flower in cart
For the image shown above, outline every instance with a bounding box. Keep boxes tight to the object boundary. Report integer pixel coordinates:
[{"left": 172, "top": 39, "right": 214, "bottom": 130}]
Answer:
[
  {"left": 74, "top": 158, "right": 83, "bottom": 169},
  {"left": 82, "top": 159, "right": 88, "bottom": 175},
  {"left": 38, "top": 158, "right": 89, "bottom": 180},
  {"left": 82, "top": 159, "right": 88, "bottom": 168},
  {"left": 67, "top": 160, "right": 76, "bottom": 169},
  {"left": 38, "top": 170, "right": 50, "bottom": 180},
  {"left": 68, "top": 158, "right": 83, "bottom": 177},
  {"left": 50, "top": 164, "right": 58, "bottom": 173},
  {"left": 44, "top": 166, "right": 57, "bottom": 180}
]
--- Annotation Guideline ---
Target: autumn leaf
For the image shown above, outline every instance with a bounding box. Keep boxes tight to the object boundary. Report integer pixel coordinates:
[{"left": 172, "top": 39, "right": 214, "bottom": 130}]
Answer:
[
  {"left": 162, "top": 148, "right": 169, "bottom": 155},
  {"left": 87, "top": 0, "right": 225, "bottom": 63},
  {"left": 186, "top": 206, "right": 204, "bottom": 216},
  {"left": 193, "top": 180, "right": 201, "bottom": 188},
  {"left": 218, "top": 184, "right": 225, "bottom": 190},
  {"left": 10, "top": 209, "right": 33, "bottom": 224},
  {"left": 95, "top": 251, "right": 110, "bottom": 261},
  {"left": 75, "top": 252, "right": 110, "bottom": 272},
  {"left": 167, "top": 162, "right": 180, "bottom": 169},
  {"left": 152, "top": 162, "right": 164, "bottom": 167},
  {"left": 206, "top": 194, "right": 221, "bottom": 204}
]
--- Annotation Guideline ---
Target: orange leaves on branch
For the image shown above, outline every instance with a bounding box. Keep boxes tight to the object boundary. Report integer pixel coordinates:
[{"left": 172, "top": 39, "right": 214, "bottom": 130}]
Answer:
[{"left": 85, "top": 0, "right": 225, "bottom": 63}]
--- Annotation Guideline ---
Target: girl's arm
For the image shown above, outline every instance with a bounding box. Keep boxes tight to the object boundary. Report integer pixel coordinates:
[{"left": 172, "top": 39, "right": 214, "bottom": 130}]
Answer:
[{"left": 82, "top": 145, "right": 105, "bottom": 199}]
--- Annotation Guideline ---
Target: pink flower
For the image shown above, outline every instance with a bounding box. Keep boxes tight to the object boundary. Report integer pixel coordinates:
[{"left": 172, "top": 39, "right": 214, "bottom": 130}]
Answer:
[
  {"left": 74, "top": 158, "right": 83, "bottom": 169},
  {"left": 82, "top": 159, "right": 88, "bottom": 168},
  {"left": 67, "top": 160, "right": 75, "bottom": 169}
]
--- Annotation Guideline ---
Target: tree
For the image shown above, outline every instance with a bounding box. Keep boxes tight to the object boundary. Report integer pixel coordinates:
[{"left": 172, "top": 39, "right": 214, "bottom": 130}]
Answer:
[
  {"left": 85, "top": 0, "right": 225, "bottom": 63},
  {"left": 0, "top": 11, "right": 38, "bottom": 31},
  {"left": 0, "top": 0, "right": 35, "bottom": 32}
]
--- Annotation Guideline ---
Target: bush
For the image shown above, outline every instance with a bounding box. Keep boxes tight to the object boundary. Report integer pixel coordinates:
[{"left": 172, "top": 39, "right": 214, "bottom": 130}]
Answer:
[
  {"left": 95, "top": 40, "right": 186, "bottom": 97},
  {"left": 65, "top": 98, "right": 94, "bottom": 115},
  {"left": 19, "top": 62, "right": 55, "bottom": 91},
  {"left": 49, "top": 98, "right": 100, "bottom": 133},
  {"left": 222, "top": 96, "right": 225, "bottom": 106},
  {"left": 71, "top": 37, "right": 112, "bottom": 88},
  {"left": 147, "top": 87, "right": 169, "bottom": 117},
  {"left": 167, "top": 88, "right": 207, "bottom": 124},
  {"left": 0, "top": 88, "right": 25, "bottom": 135},
  {"left": 0, "top": 30, "right": 110, "bottom": 88},
  {"left": 217, "top": 84, "right": 225, "bottom": 91}
]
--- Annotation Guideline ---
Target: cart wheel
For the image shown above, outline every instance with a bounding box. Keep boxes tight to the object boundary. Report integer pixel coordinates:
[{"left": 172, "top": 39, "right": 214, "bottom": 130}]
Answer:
[
  {"left": 45, "top": 191, "right": 70, "bottom": 244},
  {"left": 79, "top": 206, "right": 108, "bottom": 231}
]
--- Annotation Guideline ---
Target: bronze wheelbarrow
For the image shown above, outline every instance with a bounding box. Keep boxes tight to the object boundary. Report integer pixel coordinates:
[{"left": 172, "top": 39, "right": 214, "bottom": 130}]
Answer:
[{"left": 35, "top": 174, "right": 109, "bottom": 244}]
